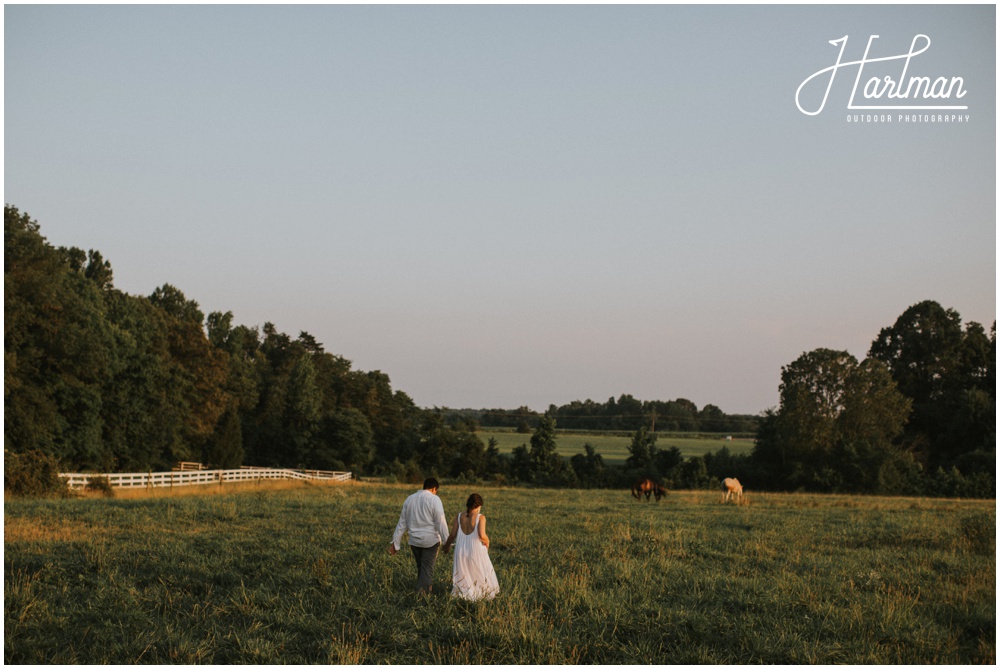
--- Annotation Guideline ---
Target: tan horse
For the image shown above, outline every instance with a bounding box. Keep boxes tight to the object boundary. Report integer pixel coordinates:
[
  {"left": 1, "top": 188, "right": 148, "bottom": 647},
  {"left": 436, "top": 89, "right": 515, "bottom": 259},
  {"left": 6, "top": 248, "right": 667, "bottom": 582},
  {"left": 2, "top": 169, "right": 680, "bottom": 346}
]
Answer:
[
  {"left": 722, "top": 477, "right": 743, "bottom": 503},
  {"left": 631, "top": 478, "right": 667, "bottom": 502}
]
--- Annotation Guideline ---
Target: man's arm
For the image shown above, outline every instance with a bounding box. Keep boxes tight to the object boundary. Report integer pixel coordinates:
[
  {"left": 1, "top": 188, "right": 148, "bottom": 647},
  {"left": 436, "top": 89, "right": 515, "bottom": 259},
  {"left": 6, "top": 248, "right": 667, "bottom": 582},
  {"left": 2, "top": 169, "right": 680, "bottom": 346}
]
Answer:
[
  {"left": 390, "top": 497, "right": 410, "bottom": 553},
  {"left": 433, "top": 496, "right": 450, "bottom": 545},
  {"left": 441, "top": 513, "right": 459, "bottom": 553}
]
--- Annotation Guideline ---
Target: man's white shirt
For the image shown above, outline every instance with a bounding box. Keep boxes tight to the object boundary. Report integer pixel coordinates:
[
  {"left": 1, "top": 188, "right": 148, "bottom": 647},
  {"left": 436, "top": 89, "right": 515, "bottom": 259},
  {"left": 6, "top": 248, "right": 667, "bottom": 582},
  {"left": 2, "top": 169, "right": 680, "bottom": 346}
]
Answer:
[{"left": 392, "top": 489, "right": 450, "bottom": 550}]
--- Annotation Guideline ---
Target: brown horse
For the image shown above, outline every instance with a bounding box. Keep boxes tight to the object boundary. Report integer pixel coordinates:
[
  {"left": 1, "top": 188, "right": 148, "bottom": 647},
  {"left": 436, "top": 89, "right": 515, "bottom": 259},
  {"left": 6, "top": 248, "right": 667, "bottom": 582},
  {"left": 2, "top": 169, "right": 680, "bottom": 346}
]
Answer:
[{"left": 631, "top": 478, "right": 667, "bottom": 502}]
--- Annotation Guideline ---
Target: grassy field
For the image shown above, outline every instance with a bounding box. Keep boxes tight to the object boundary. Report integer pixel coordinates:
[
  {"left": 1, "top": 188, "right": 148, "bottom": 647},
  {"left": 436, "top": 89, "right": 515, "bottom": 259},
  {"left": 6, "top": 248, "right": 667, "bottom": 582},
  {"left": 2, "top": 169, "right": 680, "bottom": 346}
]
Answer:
[
  {"left": 4, "top": 481, "right": 994, "bottom": 664},
  {"left": 478, "top": 430, "right": 752, "bottom": 464}
]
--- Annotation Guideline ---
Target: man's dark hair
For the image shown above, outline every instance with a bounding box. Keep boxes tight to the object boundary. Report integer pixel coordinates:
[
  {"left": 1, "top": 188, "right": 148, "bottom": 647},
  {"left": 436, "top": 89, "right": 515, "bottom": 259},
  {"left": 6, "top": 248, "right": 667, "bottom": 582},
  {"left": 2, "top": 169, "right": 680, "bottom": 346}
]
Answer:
[{"left": 423, "top": 477, "right": 439, "bottom": 490}]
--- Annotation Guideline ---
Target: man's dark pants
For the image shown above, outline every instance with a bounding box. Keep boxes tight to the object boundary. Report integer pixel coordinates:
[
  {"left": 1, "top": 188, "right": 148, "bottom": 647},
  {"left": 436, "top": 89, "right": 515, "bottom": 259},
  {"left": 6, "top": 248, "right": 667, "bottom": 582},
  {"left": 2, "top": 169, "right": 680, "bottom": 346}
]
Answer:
[{"left": 409, "top": 543, "right": 440, "bottom": 594}]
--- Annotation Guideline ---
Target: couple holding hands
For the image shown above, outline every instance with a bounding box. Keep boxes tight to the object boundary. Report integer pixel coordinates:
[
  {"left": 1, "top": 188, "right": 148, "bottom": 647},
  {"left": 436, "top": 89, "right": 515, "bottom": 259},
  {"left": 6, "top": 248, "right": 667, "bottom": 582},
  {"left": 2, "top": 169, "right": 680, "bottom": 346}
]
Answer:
[{"left": 388, "top": 478, "right": 500, "bottom": 601}]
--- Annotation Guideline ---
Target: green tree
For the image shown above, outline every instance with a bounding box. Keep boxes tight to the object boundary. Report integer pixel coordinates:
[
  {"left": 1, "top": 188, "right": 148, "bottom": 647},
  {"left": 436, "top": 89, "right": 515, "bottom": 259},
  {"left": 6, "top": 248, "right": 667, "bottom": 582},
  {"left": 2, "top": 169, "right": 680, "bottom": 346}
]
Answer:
[
  {"left": 677, "top": 456, "right": 713, "bottom": 489},
  {"left": 284, "top": 353, "right": 323, "bottom": 466},
  {"left": 655, "top": 446, "right": 684, "bottom": 479},
  {"left": 450, "top": 423, "right": 485, "bottom": 478},
  {"left": 206, "top": 405, "right": 244, "bottom": 468},
  {"left": 414, "top": 414, "right": 484, "bottom": 479},
  {"left": 99, "top": 292, "right": 176, "bottom": 471},
  {"left": 869, "top": 301, "right": 995, "bottom": 473},
  {"left": 5, "top": 207, "right": 113, "bottom": 468},
  {"left": 146, "top": 285, "right": 229, "bottom": 466},
  {"left": 698, "top": 404, "right": 726, "bottom": 432},
  {"left": 753, "top": 348, "right": 912, "bottom": 493},
  {"left": 570, "top": 443, "right": 609, "bottom": 488},
  {"left": 482, "top": 437, "right": 507, "bottom": 478},
  {"left": 509, "top": 443, "right": 533, "bottom": 482},
  {"left": 313, "top": 407, "right": 373, "bottom": 471},
  {"left": 529, "top": 416, "right": 560, "bottom": 479},
  {"left": 625, "top": 426, "right": 658, "bottom": 473},
  {"left": 835, "top": 358, "right": 915, "bottom": 492}
]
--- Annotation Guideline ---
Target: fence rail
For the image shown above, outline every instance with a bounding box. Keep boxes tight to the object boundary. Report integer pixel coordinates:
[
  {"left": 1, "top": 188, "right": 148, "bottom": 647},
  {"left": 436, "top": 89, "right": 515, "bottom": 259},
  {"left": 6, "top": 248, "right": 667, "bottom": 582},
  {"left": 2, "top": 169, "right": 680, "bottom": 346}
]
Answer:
[{"left": 59, "top": 467, "right": 352, "bottom": 490}]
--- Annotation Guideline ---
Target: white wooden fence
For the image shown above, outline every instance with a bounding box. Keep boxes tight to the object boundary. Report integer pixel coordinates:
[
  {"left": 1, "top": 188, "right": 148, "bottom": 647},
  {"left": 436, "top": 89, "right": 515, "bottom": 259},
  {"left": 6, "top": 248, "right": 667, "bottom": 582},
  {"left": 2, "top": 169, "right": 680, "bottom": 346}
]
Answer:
[{"left": 58, "top": 466, "right": 352, "bottom": 490}]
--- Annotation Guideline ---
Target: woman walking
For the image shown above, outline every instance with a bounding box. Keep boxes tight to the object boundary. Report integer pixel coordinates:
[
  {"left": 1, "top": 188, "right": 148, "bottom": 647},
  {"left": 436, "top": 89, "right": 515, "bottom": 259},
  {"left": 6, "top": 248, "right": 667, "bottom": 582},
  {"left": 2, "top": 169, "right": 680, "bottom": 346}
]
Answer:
[{"left": 442, "top": 493, "right": 499, "bottom": 601}]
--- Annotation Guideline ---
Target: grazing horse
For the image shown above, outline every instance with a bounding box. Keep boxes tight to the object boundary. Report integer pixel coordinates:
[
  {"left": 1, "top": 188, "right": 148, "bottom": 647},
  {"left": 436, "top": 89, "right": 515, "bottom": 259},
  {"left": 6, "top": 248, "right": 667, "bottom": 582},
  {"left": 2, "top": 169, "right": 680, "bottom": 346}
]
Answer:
[
  {"left": 722, "top": 477, "right": 743, "bottom": 503},
  {"left": 631, "top": 478, "right": 667, "bottom": 502}
]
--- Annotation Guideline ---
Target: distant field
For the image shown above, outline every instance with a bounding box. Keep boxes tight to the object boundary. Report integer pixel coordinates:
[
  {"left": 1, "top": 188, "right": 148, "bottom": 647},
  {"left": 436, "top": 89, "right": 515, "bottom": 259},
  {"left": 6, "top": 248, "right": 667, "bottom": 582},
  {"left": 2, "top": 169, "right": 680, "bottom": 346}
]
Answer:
[
  {"left": 5, "top": 482, "right": 993, "bottom": 663},
  {"left": 478, "top": 429, "right": 753, "bottom": 464}
]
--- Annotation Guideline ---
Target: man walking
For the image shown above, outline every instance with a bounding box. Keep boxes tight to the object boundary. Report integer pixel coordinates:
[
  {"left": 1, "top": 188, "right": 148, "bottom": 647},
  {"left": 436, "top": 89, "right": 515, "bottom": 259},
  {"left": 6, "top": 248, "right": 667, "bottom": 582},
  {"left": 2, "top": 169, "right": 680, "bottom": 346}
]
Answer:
[{"left": 388, "top": 477, "right": 450, "bottom": 595}]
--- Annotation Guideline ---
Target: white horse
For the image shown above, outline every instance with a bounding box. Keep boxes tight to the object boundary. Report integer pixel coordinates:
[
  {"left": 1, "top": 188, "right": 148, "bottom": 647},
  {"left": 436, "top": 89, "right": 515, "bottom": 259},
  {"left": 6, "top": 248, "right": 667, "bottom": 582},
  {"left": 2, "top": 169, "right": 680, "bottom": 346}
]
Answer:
[{"left": 722, "top": 477, "right": 743, "bottom": 503}]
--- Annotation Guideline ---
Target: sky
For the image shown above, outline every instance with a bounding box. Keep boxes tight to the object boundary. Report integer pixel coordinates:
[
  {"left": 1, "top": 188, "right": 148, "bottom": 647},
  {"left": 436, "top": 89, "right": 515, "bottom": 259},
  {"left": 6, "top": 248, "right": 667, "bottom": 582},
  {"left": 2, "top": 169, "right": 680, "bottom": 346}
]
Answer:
[{"left": 4, "top": 5, "right": 996, "bottom": 415}]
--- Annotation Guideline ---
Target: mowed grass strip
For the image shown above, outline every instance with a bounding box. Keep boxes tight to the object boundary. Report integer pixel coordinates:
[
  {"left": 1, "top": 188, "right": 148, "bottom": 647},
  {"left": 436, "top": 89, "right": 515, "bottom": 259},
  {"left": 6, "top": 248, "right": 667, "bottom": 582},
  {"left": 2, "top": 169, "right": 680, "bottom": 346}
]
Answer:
[
  {"left": 478, "top": 430, "right": 753, "bottom": 464},
  {"left": 4, "top": 482, "right": 994, "bottom": 664}
]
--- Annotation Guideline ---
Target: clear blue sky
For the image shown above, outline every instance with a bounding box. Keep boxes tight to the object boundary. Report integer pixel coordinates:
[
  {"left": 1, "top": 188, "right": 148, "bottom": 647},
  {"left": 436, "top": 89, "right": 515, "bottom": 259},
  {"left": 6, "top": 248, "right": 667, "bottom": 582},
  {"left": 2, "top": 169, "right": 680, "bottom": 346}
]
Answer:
[{"left": 5, "top": 5, "right": 995, "bottom": 415}]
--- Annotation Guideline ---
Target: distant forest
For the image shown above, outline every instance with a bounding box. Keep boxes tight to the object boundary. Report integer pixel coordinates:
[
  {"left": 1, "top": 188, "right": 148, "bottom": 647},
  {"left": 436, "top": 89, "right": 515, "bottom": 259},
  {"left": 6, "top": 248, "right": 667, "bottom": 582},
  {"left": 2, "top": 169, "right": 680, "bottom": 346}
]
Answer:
[
  {"left": 437, "top": 399, "right": 758, "bottom": 435},
  {"left": 5, "top": 206, "right": 996, "bottom": 497}
]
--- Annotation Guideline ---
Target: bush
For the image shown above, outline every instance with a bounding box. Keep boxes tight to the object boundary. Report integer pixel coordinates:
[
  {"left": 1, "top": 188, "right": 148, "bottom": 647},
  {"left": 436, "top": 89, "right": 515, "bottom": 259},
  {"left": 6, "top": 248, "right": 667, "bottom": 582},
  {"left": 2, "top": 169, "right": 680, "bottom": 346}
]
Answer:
[
  {"left": 4, "top": 449, "right": 68, "bottom": 497},
  {"left": 876, "top": 453, "right": 924, "bottom": 496},
  {"left": 396, "top": 458, "right": 423, "bottom": 484},
  {"left": 927, "top": 466, "right": 996, "bottom": 499},
  {"left": 85, "top": 475, "right": 115, "bottom": 497}
]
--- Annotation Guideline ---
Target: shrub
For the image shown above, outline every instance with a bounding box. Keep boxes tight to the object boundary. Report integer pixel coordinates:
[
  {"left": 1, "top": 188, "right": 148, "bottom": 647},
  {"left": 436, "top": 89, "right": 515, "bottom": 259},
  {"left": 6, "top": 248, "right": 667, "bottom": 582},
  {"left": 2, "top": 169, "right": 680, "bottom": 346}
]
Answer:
[
  {"left": 396, "top": 458, "right": 423, "bottom": 484},
  {"left": 4, "top": 449, "right": 68, "bottom": 497},
  {"left": 85, "top": 475, "right": 115, "bottom": 498},
  {"left": 927, "top": 466, "right": 996, "bottom": 499}
]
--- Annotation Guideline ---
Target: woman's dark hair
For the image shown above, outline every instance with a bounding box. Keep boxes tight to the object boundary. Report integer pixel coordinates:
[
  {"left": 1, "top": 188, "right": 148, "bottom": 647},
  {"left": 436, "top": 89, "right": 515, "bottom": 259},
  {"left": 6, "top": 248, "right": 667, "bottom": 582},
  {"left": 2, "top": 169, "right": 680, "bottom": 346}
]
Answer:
[{"left": 466, "top": 493, "right": 483, "bottom": 512}]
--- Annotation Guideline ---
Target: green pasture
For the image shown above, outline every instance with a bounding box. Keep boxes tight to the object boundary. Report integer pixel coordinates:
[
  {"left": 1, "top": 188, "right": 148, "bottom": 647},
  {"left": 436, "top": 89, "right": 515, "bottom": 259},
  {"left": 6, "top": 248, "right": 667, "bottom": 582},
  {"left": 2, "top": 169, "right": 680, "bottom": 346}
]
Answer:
[
  {"left": 5, "top": 482, "right": 994, "bottom": 664},
  {"left": 479, "top": 429, "right": 753, "bottom": 464}
]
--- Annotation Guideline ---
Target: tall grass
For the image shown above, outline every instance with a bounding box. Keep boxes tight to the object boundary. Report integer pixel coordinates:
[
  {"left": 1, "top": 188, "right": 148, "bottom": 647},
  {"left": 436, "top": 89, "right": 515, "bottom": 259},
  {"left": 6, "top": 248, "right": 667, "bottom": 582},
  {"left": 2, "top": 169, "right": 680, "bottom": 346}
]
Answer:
[{"left": 4, "top": 482, "right": 994, "bottom": 663}]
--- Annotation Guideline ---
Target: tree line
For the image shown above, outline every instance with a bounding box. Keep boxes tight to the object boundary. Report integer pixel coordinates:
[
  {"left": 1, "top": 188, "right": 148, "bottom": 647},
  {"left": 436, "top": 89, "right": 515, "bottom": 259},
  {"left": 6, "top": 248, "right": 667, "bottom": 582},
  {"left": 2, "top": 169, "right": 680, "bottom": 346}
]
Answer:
[
  {"left": 438, "top": 397, "right": 758, "bottom": 435},
  {"left": 5, "top": 206, "right": 422, "bottom": 477},
  {"left": 4, "top": 206, "right": 995, "bottom": 497},
  {"left": 751, "top": 301, "right": 995, "bottom": 497},
  {"left": 609, "top": 301, "right": 995, "bottom": 498}
]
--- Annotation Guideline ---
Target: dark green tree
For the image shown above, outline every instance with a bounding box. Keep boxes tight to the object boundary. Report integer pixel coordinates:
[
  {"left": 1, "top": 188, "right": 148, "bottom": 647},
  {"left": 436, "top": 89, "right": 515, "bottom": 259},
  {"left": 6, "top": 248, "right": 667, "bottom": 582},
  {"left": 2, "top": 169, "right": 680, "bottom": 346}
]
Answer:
[
  {"left": 5, "top": 207, "right": 113, "bottom": 468},
  {"left": 284, "top": 353, "right": 323, "bottom": 466},
  {"left": 752, "top": 348, "right": 912, "bottom": 492},
  {"left": 312, "top": 407, "right": 374, "bottom": 470},
  {"left": 509, "top": 444, "right": 533, "bottom": 482},
  {"left": 625, "top": 426, "right": 658, "bottom": 473},
  {"left": 482, "top": 437, "right": 507, "bottom": 479},
  {"left": 677, "top": 456, "right": 713, "bottom": 489},
  {"left": 570, "top": 443, "right": 609, "bottom": 488},
  {"left": 413, "top": 413, "right": 483, "bottom": 478},
  {"left": 529, "top": 416, "right": 560, "bottom": 479},
  {"left": 655, "top": 446, "right": 684, "bottom": 479},
  {"left": 99, "top": 292, "right": 176, "bottom": 470},
  {"left": 146, "top": 285, "right": 229, "bottom": 466},
  {"left": 869, "top": 301, "right": 995, "bottom": 474},
  {"left": 206, "top": 405, "right": 244, "bottom": 468},
  {"left": 450, "top": 423, "right": 485, "bottom": 478},
  {"left": 698, "top": 404, "right": 726, "bottom": 432}
]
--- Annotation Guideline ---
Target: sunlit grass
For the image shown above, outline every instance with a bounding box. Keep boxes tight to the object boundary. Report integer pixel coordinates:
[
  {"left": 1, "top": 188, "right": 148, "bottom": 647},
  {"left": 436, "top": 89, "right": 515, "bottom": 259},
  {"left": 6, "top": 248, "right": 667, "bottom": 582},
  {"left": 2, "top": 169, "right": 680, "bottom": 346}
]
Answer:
[{"left": 4, "top": 482, "right": 994, "bottom": 663}]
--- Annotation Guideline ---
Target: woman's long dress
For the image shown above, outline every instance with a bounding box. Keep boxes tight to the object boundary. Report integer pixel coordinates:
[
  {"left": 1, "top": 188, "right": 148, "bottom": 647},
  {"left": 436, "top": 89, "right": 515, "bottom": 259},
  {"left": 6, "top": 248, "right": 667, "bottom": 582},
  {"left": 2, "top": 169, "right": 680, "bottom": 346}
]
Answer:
[{"left": 451, "top": 513, "right": 499, "bottom": 600}]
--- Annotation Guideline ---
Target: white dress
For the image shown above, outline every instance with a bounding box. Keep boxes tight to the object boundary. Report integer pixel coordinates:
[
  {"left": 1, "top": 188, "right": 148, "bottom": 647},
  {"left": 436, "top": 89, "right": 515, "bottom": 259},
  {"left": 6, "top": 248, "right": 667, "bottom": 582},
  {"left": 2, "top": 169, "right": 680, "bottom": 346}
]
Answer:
[{"left": 451, "top": 513, "right": 499, "bottom": 601}]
